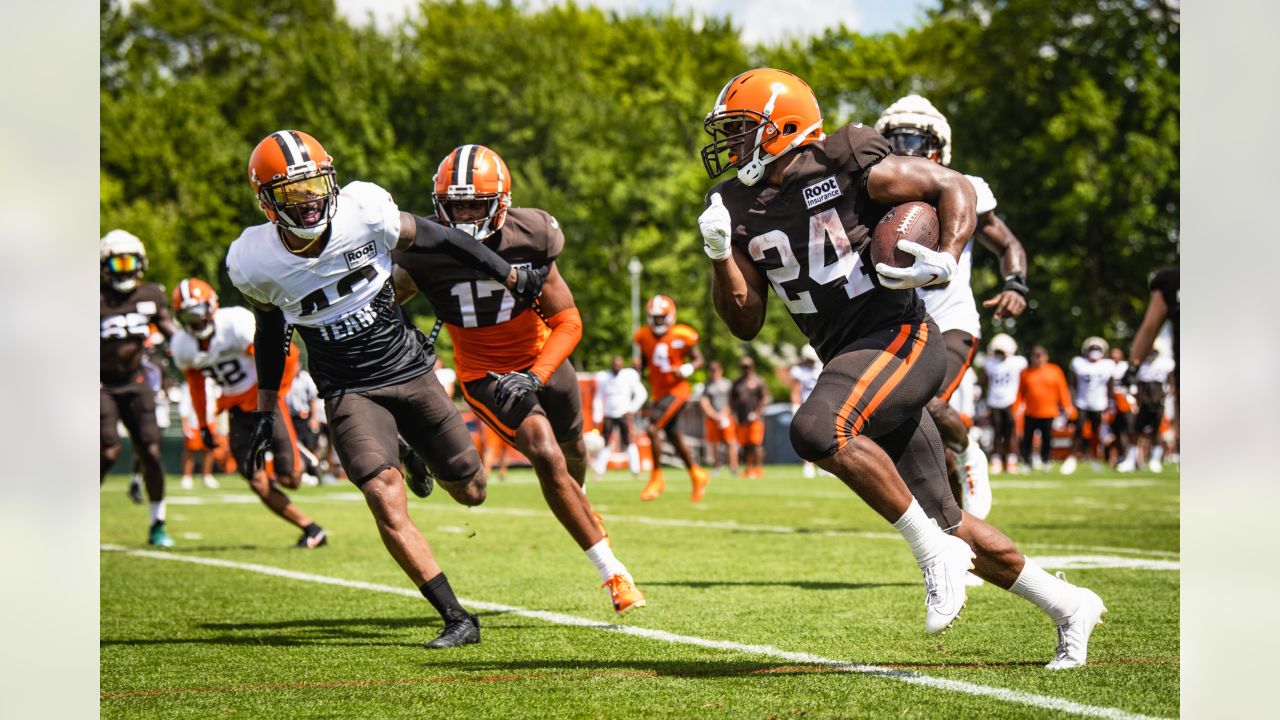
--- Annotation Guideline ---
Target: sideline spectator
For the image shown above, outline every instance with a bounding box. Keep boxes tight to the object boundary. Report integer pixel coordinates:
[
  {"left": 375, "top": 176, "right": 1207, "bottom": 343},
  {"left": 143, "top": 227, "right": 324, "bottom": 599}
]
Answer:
[
  {"left": 788, "top": 345, "right": 823, "bottom": 478},
  {"left": 1017, "top": 346, "right": 1072, "bottom": 471},
  {"left": 592, "top": 355, "right": 647, "bottom": 480},
  {"left": 698, "top": 360, "right": 738, "bottom": 477},
  {"left": 730, "top": 357, "right": 770, "bottom": 479},
  {"left": 1063, "top": 337, "right": 1116, "bottom": 475}
]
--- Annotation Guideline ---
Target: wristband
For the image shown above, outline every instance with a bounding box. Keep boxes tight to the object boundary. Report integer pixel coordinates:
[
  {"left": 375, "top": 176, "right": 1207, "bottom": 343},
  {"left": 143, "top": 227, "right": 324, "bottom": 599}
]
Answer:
[{"left": 1002, "top": 272, "right": 1030, "bottom": 297}]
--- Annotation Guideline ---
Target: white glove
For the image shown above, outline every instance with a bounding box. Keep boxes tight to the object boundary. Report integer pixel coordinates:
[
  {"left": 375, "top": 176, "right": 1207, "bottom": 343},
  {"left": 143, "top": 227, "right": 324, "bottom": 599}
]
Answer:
[
  {"left": 875, "top": 240, "right": 958, "bottom": 290},
  {"left": 699, "top": 193, "right": 732, "bottom": 261},
  {"left": 678, "top": 363, "right": 695, "bottom": 379}
]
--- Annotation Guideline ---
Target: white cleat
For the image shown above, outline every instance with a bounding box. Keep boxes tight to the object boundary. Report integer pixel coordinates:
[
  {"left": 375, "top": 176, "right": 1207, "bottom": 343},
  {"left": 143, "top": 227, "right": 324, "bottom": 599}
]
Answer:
[
  {"left": 1060, "top": 456, "right": 1077, "bottom": 475},
  {"left": 959, "top": 438, "right": 992, "bottom": 520},
  {"left": 1116, "top": 459, "right": 1136, "bottom": 473},
  {"left": 964, "top": 571, "right": 985, "bottom": 587},
  {"left": 202, "top": 475, "right": 220, "bottom": 489},
  {"left": 1046, "top": 584, "right": 1107, "bottom": 670},
  {"left": 180, "top": 476, "right": 194, "bottom": 491},
  {"left": 922, "top": 534, "right": 976, "bottom": 634},
  {"left": 1148, "top": 458, "right": 1163, "bottom": 474}
]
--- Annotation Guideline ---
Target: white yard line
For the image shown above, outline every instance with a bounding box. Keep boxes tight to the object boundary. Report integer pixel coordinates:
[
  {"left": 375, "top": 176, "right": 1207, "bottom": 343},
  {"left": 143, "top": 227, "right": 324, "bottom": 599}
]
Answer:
[{"left": 101, "top": 544, "right": 1167, "bottom": 720}]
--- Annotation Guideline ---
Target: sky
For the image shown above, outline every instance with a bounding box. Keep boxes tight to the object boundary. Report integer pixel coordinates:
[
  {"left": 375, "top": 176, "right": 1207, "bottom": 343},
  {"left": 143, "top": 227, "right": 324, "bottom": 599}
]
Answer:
[{"left": 335, "top": 0, "right": 934, "bottom": 44}]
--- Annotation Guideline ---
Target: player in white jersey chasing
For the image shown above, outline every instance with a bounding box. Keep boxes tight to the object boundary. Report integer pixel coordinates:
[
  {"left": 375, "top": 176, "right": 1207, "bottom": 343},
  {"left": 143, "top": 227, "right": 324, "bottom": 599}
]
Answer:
[
  {"left": 1062, "top": 337, "right": 1117, "bottom": 475},
  {"left": 226, "top": 130, "right": 548, "bottom": 649},
  {"left": 592, "top": 355, "right": 647, "bottom": 481},
  {"left": 877, "top": 95, "right": 1030, "bottom": 520},
  {"left": 170, "top": 278, "right": 328, "bottom": 548},
  {"left": 983, "top": 333, "right": 1027, "bottom": 475}
]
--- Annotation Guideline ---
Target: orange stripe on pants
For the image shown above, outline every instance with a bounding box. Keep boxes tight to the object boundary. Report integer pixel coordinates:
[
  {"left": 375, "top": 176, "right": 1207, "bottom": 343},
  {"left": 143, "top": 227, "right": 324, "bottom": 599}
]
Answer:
[
  {"left": 848, "top": 322, "right": 930, "bottom": 437},
  {"left": 460, "top": 383, "right": 519, "bottom": 448},
  {"left": 834, "top": 324, "right": 913, "bottom": 449},
  {"left": 938, "top": 333, "right": 977, "bottom": 402}
]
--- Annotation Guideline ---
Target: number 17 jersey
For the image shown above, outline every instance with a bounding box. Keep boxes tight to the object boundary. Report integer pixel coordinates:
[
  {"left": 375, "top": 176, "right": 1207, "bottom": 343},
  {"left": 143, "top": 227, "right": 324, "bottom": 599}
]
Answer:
[{"left": 708, "top": 123, "right": 922, "bottom": 363}]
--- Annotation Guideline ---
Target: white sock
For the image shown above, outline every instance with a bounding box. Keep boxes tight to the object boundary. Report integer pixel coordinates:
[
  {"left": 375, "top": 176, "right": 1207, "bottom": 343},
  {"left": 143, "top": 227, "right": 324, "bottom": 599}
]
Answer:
[
  {"left": 1008, "top": 558, "right": 1082, "bottom": 624},
  {"left": 149, "top": 500, "right": 166, "bottom": 524},
  {"left": 891, "top": 499, "right": 949, "bottom": 565},
  {"left": 627, "top": 444, "right": 641, "bottom": 475},
  {"left": 1152, "top": 446, "right": 1164, "bottom": 462},
  {"left": 591, "top": 447, "right": 610, "bottom": 476},
  {"left": 585, "top": 539, "right": 629, "bottom": 583}
]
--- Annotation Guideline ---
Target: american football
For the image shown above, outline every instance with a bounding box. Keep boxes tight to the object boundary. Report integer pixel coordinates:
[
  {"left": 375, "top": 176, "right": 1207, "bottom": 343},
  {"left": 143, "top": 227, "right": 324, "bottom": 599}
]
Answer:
[{"left": 871, "top": 201, "right": 940, "bottom": 268}]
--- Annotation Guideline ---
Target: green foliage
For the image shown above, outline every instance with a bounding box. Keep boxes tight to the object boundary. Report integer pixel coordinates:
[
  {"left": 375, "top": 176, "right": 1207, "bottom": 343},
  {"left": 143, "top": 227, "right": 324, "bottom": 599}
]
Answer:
[{"left": 101, "top": 0, "right": 1178, "bottom": 369}]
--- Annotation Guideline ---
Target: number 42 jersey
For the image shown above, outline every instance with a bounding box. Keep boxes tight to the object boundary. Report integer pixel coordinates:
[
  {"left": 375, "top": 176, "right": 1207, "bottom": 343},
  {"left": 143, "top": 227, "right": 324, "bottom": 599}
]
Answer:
[
  {"left": 170, "top": 306, "right": 258, "bottom": 399},
  {"left": 708, "top": 123, "right": 922, "bottom": 363}
]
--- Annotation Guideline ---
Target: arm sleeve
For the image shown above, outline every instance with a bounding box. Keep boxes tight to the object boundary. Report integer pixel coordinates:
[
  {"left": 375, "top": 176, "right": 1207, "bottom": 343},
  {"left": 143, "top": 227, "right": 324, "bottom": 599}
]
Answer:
[
  {"left": 529, "top": 307, "right": 583, "bottom": 384},
  {"left": 253, "top": 306, "right": 289, "bottom": 393},
  {"left": 409, "top": 214, "right": 512, "bottom": 281},
  {"left": 184, "top": 369, "right": 209, "bottom": 428}
]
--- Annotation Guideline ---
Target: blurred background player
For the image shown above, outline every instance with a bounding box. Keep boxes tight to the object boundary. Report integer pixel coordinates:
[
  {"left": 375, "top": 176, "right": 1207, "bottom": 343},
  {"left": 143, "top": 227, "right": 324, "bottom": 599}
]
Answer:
[
  {"left": 285, "top": 363, "right": 328, "bottom": 485},
  {"left": 1131, "top": 342, "right": 1176, "bottom": 472},
  {"left": 395, "top": 144, "right": 644, "bottom": 614},
  {"left": 1017, "top": 346, "right": 1072, "bottom": 471},
  {"left": 1062, "top": 337, "right": 1116, "bottom": 475},
  {"left": 170, "top": 278, "right": 328, "bottom": 548},
  {"left": 730, "top": 356, "right": 770, "bottom": 479},
  {"left": 1108, "top": 347, "right": 1138, "bottom": 472},
  {"left": 633, "top": 295, "right": 710, "bottom": 502},
  {"left": 100, "top": 229, "right": 177, "bottom": 547},
  {"left": 788, "top": 345, "right": 823, "bottom": 477},
  {"left": 1126, "top": 265, "right": 1179, "bottom": 458},
  {"left": 876, "top": 95, "right": 1030, "bottom": 521},
  {"left": 228, "top": 130, "right": 544, "bottom": 648},
  {"left": 698, "top": 360, "right": 738, "bottom": 477},
  {"left": 178, "top": 373, "right": 221, "bottom": 490},
  {"left": 984, "top": 333, "right": 1026, "bottom": 475},
  {"left": 593, "top": 354, "right": 647, "bottom": 481}
]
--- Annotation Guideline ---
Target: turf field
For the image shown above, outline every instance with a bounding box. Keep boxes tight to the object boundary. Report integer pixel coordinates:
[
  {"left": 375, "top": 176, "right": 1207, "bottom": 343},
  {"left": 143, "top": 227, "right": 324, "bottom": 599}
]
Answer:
[{"left": 101, "top": 464, "right": 1179, "bottom": 719}]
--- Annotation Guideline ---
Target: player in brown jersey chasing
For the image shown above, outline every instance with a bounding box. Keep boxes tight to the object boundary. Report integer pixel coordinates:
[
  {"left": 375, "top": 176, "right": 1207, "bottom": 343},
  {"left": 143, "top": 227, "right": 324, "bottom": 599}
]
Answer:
[
  {"left": 698, "top": 69, "right": 1106, "bottom": 669},
  {"left": 394, "top": 144, "right": 644, "bottom": 614},
  {"left": 100, "top": 230, "right": 178, "bottom": 547}
]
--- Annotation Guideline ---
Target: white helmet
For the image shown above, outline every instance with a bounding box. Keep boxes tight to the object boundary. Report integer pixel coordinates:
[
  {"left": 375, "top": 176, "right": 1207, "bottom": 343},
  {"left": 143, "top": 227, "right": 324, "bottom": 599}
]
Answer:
[
  {"left": 1081, "top": 336, "right": 1109, "bottom": 355},
  {"left": 987, "top": 333, "right": 1017, "bottom": 357},
  {"left": 800, "top": 344, "right": 820, "bottom": 363},
  {"left": 100, "top": 229, "right": 148, "bottom": 293},
  {"left": 875, "top": 94, "right": 952, "bottom": 166}
]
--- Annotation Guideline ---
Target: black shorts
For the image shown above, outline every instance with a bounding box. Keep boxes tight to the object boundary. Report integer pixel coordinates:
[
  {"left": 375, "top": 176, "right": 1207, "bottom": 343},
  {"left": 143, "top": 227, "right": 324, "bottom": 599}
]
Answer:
[
  {"left": 601, "top": 416, "right": 631, "bottom": 445},
  {"left": 229, "top": 399, "right": 299, "bottom": 481},
  {"left": 101, "top": 372, "right": 160, "bottom": 450},
  {"left": 1135, "top": 403, "right": 1164, "bottom": 434},
  {"left": 790, "top": 320, "right": 960, "bottom": 529},
  {"left": 935, "top": 329, "right": 977, "bottom": 402},
  {"left": 325, "top": 370, "right": 481, "bottom": 486},
  {"left": 990, "top": 406, "right": 1015, "bottom": 441},
  {"left": 460, "top": 361, "right": 583, "bottom": 449},
  {"left": 1110, "top": 410, "right": 1133, "bottom": 436},
  {"left": 648, "top": 394, "right": 688, "bottom": 431}
]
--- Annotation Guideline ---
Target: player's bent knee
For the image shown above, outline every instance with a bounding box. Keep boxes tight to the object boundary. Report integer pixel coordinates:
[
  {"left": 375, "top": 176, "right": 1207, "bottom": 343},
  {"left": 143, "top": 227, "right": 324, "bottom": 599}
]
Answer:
[{"left": 790, "top": 405, "right": 838, "bottom": 462}]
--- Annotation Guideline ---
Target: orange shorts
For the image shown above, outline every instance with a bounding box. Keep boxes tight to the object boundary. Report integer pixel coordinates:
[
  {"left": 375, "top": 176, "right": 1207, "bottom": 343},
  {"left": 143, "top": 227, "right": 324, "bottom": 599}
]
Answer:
[
  {"left": 736, "top": 419, "right": 765, "bottom": 447},
  {"left": 704, "top": 415, "right": 738, "bottom": 445}
]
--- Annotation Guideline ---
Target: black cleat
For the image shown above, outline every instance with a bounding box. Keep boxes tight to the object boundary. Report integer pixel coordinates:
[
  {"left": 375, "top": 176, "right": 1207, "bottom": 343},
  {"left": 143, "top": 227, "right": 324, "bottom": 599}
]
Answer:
[
  {"left": 296, "top": 525, "right": 328, "bottom": 549},
  {"left": 399, "top": 438, "right": 434, "bottom": 499},
  {"left": 424, "top": 614, "right": 480, "bottom": 649},
  {"left": 127, "top": 476, "right": 144, "bottom": 505}
]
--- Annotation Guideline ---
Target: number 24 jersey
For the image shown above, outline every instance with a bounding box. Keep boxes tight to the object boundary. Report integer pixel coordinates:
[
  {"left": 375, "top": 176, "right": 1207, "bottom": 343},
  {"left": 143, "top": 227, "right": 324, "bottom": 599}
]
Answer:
[{"left": 708, "top": 123, "right": 922, "bottom": 363}]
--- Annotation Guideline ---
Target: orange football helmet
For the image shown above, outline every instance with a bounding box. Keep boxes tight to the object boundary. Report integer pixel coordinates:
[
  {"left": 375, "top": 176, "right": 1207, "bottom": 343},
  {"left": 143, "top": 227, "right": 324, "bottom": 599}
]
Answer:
[
  {"left": 171, "top": 278, "right": 219, "bottom": 340},
  {"left": 701, "top": 68, "right": 824, "bottom": 186},
  {"left": 247, "top": 130, "right": 338, "bottom": 244},
  {"left": 433, "top": 144, "right": 511, "bottom": 240},
  {"left": 646, "top": 295, "right": 676, "bottom": 336}
]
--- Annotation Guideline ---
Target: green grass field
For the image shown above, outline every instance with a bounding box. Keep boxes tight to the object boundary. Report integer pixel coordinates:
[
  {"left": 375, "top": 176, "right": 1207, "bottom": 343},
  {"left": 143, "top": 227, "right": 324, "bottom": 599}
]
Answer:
[{"left": 101, "top": 464, "right": 1179, "bottom": 719}]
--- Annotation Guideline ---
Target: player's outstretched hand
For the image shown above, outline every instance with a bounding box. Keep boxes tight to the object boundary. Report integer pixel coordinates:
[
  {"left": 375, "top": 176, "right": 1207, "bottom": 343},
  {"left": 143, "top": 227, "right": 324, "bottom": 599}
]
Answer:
[
  {"left": 982, "top": 290, "right": 1028, "bottom": 319},
  {"left": 876, "top": 240, "right": 958, "bottom": 290},
  {"left": 488, "top": 370, "right": 544, "bottom": 406},
  {"left": 510, "top": 265, "right": 550, "bottom": 303},
  {"left": 699, "top": 193, "right": 732, "bottom": 261},
  {"left": 200, "top": 427, "right": 217, "bottom": 452},
  {"left": 246, "top": 411, "right": 275, "bottom": 472}
]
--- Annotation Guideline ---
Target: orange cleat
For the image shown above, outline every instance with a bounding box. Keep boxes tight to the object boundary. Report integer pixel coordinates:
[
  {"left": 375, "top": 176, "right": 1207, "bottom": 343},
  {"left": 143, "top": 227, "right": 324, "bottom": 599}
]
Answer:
[
  {"left": 602, "top": 573, "right": 646, "bottom": 614},
  {"left": 640, "top": 469, "right": 665, "bottom": 501},
  {"left": 690, "top": 466, "right": 710, "bottom": 502},
  {"left": 592, "top": 511, "right": 611, "bottom": 548}
]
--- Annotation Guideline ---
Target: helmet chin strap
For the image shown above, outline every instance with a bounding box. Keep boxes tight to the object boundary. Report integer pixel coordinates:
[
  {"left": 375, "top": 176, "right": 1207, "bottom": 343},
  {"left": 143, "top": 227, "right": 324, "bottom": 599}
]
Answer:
[
  {"left": 278, "top": 219, "right": 329, "bottom": 254},
  {"left": 738, "top": 118, "right": 824, "bottom": 187}
]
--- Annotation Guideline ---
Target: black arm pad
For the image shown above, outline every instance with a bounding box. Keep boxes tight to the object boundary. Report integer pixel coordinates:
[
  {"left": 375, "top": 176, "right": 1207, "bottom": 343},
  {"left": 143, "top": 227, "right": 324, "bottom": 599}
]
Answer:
[
  {"left": 253, "top": 306, "right": 288, "bottom": 393},
  {"left": 411, "top": 214, "right": 512, "bottom": 282}
]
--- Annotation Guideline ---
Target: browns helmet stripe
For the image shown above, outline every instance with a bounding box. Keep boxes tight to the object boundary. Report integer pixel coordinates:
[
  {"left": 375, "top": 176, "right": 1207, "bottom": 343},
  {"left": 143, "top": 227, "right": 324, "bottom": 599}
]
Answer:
[
  {"left": 178, "top": 279, "right": 192, "bottom": 305},
  {"left": 289, "top": 131, "right": 311, "bottom": 163},
  {"left": 271, "top": 131, "right": 305, "bottom": 167},
  {"left": 452, "top": 144, "right": 476, "bottom": 187}
]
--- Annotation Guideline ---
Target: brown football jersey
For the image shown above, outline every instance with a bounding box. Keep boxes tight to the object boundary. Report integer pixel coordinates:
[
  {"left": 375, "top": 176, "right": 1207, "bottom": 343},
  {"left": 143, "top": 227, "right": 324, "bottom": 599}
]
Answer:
[
  {"left": 100, "top": 282, "right": 168, "bottom": 385},
  {"left": 393, "top": 207, "right": 564, "bottom": 381},
  {"left": 708, "top": 123, "right": 923, "bottom": 362}
]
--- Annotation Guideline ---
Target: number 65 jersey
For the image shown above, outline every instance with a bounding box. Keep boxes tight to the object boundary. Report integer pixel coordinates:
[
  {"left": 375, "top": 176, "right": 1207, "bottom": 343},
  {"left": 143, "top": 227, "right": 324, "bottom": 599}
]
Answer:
[
  {"left": 707, "top": 123, "right": 922, "bottom": 362},
  {"left": 393, "top": 208, "right": 562, "bottom": 382}
]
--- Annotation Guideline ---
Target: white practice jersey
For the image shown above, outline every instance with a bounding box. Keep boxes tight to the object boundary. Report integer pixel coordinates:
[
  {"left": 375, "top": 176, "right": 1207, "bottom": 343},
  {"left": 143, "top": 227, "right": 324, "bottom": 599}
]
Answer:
[
  {"left": 1135, "top": 355, "right": 1175, "bottom": 384},
  {"left": 985, "top": 354, "right": 1027, "bottom": 409},
  {"left": 171, "top": 306, "right": 258, "bottom": 397},
  {"left": 226, "top": 181, "right": 430, "bottom": 396},
  {"left": 916, "top": 174, "right": 995, "bottom": 336},
  {"left": 789, "top": 362, "right": 823, "bottom": 404},
  {"left": 1070, "top": 356, "right": 1116, "bottom": 412},
  {"left": 594, "top": 367, "right": 647, "bottom": 422}
]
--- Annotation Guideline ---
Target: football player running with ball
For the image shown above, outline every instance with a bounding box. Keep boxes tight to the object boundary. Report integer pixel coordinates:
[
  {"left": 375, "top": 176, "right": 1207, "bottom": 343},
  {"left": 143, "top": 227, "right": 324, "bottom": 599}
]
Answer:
[
  {"left": 227, "top": 130, "right": 548, "bottom": 649},
  {"left": 876, "top": 95, "right": 1030, "bottom": 520},
  {"left": 633, "top": 296, "right": 711, "bottom": 502},
  {"left": 698, "top": 69, "right": 1105, "bottom": 668},
  {"left": 169, "top": 278, "right": 328, "bottom": 549},
  {"left": 100, "top": 230, "right": 178, "bottom": 547},
  {"left": 394, "top": 145, "right": 645, "bottom": 615}
]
